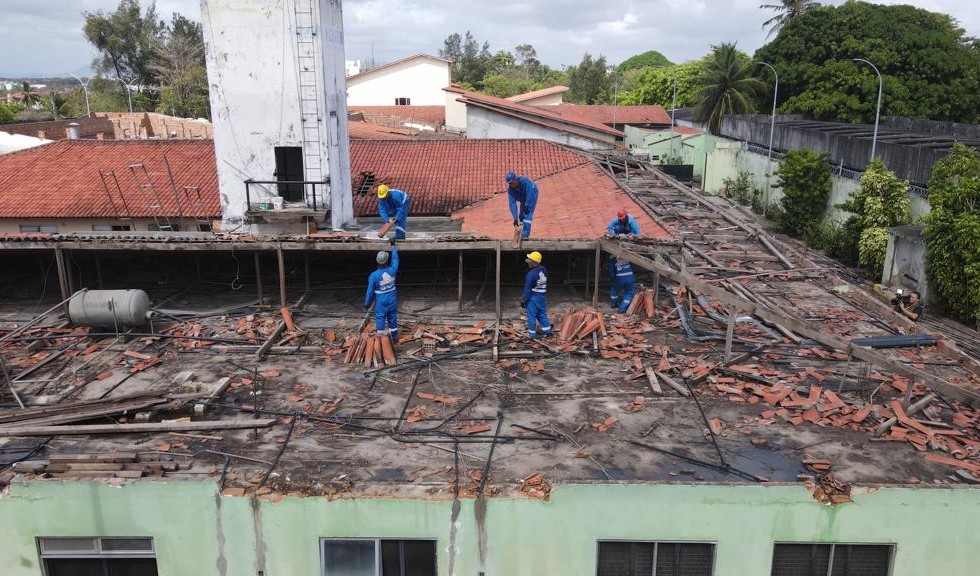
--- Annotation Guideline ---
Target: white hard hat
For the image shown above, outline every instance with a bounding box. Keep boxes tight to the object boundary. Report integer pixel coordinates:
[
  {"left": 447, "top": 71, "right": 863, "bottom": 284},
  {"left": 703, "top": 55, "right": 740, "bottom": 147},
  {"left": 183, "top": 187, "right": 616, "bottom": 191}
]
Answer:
[{"left": 376, "top": 251, "right": 389, "bottom": 265}]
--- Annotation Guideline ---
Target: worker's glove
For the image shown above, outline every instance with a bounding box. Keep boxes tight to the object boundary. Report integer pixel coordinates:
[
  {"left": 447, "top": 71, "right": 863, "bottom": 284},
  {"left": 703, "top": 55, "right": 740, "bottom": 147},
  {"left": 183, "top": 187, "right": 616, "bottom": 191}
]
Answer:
[
  {"left": 364, "top": 304, "right": 370, "bottom": 310},
  {"left": 513, "top": 219, "right": 519, "bottom": 227},
  {"left": 523, "top": 206, "right": 530, "bottom": 215},
  {"left": 389, "top": 237, "right": 396, "bottom": 246},
  {"left": 389, "top": 217, "right": 395, "bottom": 223},
  {"left": 520, "top": 300, "right": 527, "bottom": 309}
]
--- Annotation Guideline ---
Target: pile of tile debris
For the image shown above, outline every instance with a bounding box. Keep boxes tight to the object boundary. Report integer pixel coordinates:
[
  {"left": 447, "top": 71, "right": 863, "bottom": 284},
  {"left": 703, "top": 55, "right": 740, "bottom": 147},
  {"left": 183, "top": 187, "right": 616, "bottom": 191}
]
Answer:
[{"left": 342, "top": 331, "right": 396, "bottom": 366}]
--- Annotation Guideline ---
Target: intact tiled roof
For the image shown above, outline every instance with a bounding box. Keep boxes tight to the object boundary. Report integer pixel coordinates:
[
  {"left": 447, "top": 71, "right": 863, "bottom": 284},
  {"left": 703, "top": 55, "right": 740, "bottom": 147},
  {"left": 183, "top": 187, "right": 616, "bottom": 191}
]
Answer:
[
  {"left": 451, "top": 163, "right": 670, "bottom": 240},
  {"left": 0, "top": 140, "right": 219, "bottom": 218},
  {"left": 348, "top": 105, "right": 446, "bottom": 127},
  {"left": 350, "top": 139, "right": 590, "bottom": 216},
  {"left": 553, "top": 104, "right": 672, "bottom": 126},
  {"left": 448, "top": 88, "right": 623, "bottom": 139},
  {"left": 347, "top": 120, "right": 418, "bottom": 140},
  {"left": 506, "top": 86, "right": 569, "bottom": 103}
]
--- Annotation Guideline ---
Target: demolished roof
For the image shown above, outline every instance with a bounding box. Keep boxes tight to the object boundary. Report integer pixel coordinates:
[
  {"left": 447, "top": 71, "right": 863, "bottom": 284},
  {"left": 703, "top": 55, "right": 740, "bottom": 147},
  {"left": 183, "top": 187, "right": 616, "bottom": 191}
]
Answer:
[
  {"left": 348, "top": 105, "right": 446, "bottom": 128},
  {"left": 553, "top": 104, "right": 673, "bottom": 126}
]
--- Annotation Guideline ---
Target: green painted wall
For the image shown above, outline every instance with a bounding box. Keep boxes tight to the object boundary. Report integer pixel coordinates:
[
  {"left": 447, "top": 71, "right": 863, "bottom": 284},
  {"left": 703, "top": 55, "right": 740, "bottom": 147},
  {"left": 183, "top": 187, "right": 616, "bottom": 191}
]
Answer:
[{"left": 1, "top": 481, "right": 979, "bottom": 575}]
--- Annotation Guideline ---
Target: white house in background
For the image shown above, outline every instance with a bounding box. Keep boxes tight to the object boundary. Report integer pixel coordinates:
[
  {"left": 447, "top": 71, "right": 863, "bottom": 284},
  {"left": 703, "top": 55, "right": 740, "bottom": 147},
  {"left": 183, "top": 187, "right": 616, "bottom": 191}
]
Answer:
[
  {"left": 506, "top": 85, "right": 568, "bottom": 106},
  {"left": 346, "top": 54, "right": 451, "bottom": 106},
  {"left": 345, "top": 59, "right": 361, "bottom": 77}
]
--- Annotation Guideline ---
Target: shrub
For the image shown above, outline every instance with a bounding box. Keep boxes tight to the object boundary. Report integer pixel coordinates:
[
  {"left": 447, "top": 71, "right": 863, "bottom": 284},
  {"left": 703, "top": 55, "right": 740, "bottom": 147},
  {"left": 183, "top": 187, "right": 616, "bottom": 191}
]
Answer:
[{"left": 774, "top": 149, "right": 832, "bottom": 237}]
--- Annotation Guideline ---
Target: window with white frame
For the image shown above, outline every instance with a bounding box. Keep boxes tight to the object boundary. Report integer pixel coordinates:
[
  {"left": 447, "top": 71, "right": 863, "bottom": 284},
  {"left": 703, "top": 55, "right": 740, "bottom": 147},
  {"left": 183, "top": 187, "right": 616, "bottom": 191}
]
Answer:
[
  {"left": 92, "top": 225, "right": 132, "bottom": 232},
  {"left": 394, "top": 98, "right": 410, "bottom": 106},
  {"left": 597, "top": 541, "right": 715, "bottom": 576},
  {"left": 20, "top": 224, "right": 59, "bottom": 233},
  {"left": 321, "top": 538, "right": 436, "bottom": 576},
  {"left": 37, "top": 536, "right": 158, "bottom": 576},
  {"left": 770, "top": 543, "right": 893, "bottom": 576}
]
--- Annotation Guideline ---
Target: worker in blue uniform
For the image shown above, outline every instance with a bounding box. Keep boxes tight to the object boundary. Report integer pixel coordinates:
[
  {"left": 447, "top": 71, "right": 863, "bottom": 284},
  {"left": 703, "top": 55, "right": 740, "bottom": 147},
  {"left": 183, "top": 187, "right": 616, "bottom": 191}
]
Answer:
[
  {"left": 608, "top": 255, "right": 635, "bottom": 313},
  {"left": 377, "top": 184, "right": 411, "bottom": 240},
  {"left": 520, "top": 251, "right": 552, "bottom": 338},
  {"left": 607, "top": 209, "right": 642, "bottom": 236},
  {"left": 365, "top": 239, "right": 400, "bottom": 339},
  {"left": 506, "top": 171, "right": 539, "bottom": 239}
]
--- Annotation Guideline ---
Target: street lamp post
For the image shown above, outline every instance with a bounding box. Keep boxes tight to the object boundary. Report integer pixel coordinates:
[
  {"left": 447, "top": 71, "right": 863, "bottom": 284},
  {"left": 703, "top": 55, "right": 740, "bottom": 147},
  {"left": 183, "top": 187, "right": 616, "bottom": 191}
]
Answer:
[
  {"left": 852, "top": 58, "right": 882, "bottom": 162},
  {"left": 116, "top": 76, "right": 134, "bottom": 113},
  {"left": 65, "top": 73, "right": 92, "bottom": 117},
  {"left": 754, "top": 61, "right": 778, "bottom": 214}
]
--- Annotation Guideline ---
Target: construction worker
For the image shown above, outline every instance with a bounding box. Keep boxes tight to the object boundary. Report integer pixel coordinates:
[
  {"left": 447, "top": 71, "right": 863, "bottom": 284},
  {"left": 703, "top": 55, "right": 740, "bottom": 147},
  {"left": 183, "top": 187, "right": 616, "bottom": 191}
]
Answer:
[
  {"left": 520, "top": 251, "right": 552, "bottom": 338},
  {"left": 365, "top": 239, "right": 400, "bottom": 340},
  {"left": 506, "top": 171, "right": 538, "bottom": 239},
  {"left": 607, "top": 209, "right": 641, "bottom": 236},
  {"left": 608, "top": 255, "right": 635, "bottom": 313},
  {"left": 377, "top": 184, "right": 411, "bottom": 240}
]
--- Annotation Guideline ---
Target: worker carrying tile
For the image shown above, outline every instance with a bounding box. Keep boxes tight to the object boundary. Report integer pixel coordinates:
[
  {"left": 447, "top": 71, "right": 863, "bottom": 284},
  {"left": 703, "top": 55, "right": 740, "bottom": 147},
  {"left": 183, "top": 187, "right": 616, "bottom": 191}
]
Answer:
[
  {"left": 377, "top": 184, "right": 411, "bottom": 240},
  {"left": 365, "top": 239, "right": 400, "bottom": 340},
  {"left": 608, "top": 255, "right": 635, "bottom": 313},
  {"left": 607, "top": 209, "right": 642, "bottom": 236},
  {"left": 506, "top": 171, "right": 538, "bottom": 239},
  {"left": 520, "top": 251, "right": 552, "bottom": 338}
]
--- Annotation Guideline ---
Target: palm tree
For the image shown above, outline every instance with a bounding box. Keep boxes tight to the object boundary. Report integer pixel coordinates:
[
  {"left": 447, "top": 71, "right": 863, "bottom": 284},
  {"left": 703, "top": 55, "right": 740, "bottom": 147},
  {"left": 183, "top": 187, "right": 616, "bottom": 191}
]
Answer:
[
  {"left": 761, "top": 0, "right": 820, "bottom": 39},
  {"left": 694, "top": 42, "right": 765, "bottom": 135}
]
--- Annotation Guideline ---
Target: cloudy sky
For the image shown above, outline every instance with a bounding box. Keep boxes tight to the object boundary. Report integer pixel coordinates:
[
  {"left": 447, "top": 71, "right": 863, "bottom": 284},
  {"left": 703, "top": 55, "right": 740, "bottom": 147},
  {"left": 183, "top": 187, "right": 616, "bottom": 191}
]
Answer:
[{"left": 1, "top": 0, "right": 979, "bottom": 76}]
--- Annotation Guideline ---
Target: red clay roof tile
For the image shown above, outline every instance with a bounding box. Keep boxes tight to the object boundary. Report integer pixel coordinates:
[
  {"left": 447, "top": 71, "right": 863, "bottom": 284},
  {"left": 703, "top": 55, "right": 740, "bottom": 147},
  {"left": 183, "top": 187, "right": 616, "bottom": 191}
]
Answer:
[
  {"left": 348, "top": 105, "right": 445, "bottom": 127},
  {"left": 553, "top": 104, "right": 672, "bottom": 126},
  {"left": 0, "top": 139, "right": 219, "bottom": 219}
]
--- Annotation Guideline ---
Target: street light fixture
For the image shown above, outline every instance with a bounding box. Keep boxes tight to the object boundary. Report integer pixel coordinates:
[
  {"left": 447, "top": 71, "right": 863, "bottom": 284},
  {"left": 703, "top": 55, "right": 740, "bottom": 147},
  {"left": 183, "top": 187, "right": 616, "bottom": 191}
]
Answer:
[
  {"left": 852, "top": 58, "right": 882, "bottom": 163},
  {"left": 754, "top": 61, "right": 778, "bottom": 214},
  {"left": 116, "top": 76, "right": 134, "bottom": 113},
  {"left": 65, "top": 73, "right": 92, "bottom": 117}
]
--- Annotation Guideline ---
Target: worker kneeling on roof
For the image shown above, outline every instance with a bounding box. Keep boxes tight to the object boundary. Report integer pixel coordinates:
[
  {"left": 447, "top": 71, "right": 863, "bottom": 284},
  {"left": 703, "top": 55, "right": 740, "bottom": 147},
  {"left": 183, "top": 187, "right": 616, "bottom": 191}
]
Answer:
[
  {"left": 607, "top": 209, "right": 641, "bottom": 236},
  {"left": 521, "top": 251, "right": 552, "bottom": 339},
  {"left": 377, "top": 184, "right": 411, "bottom": 240},
  {"left": 608, "top": 255, "right": 635, "bottom": 314},
  {"left": 365, "top": 239, "right": 400, "bottom": 340},
  {"left": 506, "top": 171, "right": 538, "bottom": 239}
]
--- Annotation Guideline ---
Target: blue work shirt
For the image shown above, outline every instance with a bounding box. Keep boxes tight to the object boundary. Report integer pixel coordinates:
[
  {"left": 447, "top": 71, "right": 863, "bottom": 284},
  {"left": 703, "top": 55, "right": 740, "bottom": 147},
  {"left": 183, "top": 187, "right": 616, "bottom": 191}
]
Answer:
[
  {"left": 378, "top": 189, "right": 410, "bottom": 221},
  {"left": 365, "top": 247, "right": 399, "bottom": 308},
  {"left": 607, "top": 214, "right": 641, "bottom": 235},
  {"left": 609, "top": 257, "right": 634, "bottom": 280},
  {"left": 522, "top": 265, "right": 548, "bottom": 302},
  {"left": 508, "top": 176, "right": 539, "bottom": 220}
]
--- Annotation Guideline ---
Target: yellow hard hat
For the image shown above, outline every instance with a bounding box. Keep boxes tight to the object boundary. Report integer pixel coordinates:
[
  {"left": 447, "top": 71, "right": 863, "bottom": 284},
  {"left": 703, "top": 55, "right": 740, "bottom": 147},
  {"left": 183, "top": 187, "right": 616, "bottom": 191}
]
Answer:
[
  {"left": 525, "top": 251, "right": 542, "bottom": 264},
  {"left": 377, "top": 184, "right": 389, "bottom": 198}
]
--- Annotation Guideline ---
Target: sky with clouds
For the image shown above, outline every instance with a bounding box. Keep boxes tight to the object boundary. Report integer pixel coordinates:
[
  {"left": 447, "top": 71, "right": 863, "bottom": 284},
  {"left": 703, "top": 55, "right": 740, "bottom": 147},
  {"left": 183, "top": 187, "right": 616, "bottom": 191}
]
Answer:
[{"left": 1, "top": 0, "right": 979, "bottom": 76}]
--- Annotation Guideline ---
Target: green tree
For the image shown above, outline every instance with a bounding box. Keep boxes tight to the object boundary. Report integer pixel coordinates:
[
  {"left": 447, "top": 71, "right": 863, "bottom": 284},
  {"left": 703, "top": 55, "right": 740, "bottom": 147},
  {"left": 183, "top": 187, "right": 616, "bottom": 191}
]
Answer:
[
  {"left": 693, "top": 42, "right": 764, "bottom": 134},
  {"left": 774, "top": 148, "right": 832, "bottom": 236},
  {"left": 619, "top": 60, "right": 704, "bottom": 107},
  {"left": 83, "top": 0, "right": 166, "bottom": 91},
  {"left": 924, "top": 143, "right": 980, "bottom": 322},
  {"left": 567, "top": 53, "right": 611, "bottom": 104},
  {"left": 753, "top": 2, "right": 980, "bottom": 124},
  {"left": 837, "top": 160, "right": 911, "bottom": 273},
  {"left": 19, "top": 81, "right": 41, "bottom": 108},
  {"left": 760, "top": 0, "right": 820, "bottom": 39},
  {"left": 617, "top": 50, "right": 673, "bottom": 72},
  {"left": 151, "top": 13, "right": 209, "bottom": 118},
  {"left": 0, "top": 102, "right": 21, "bottom": 124},
  {"left": 439, "top": 31, "right": 492, "bottom": 88}
]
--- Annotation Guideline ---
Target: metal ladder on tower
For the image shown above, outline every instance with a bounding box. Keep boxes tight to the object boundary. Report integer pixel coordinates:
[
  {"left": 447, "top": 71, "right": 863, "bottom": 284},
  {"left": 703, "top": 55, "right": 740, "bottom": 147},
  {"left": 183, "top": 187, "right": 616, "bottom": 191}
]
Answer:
[
  {"left": 127, "top": 163, "right": 175, "bottom": 232},
  {"left": 294, "top": 0, "right": 324, "bottom": 209}
]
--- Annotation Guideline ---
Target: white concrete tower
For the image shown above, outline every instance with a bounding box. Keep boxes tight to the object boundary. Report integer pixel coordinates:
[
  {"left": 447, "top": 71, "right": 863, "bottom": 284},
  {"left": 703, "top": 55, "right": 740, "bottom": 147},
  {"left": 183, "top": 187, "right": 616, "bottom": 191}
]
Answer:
[{"left": 201, "top": 0, "right": 353, "bottom": 232}]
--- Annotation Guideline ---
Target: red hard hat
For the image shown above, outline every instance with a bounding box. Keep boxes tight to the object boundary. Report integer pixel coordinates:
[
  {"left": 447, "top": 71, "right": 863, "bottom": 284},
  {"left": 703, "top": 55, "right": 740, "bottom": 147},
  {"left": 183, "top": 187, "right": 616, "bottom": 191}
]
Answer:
[{"left": 617, "top": 210, "right": 627, "bottom": 219}]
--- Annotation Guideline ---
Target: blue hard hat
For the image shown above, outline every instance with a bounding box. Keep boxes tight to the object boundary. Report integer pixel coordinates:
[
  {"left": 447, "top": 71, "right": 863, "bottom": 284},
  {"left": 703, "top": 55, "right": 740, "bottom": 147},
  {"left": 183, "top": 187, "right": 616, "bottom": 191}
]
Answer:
[{"left": 505, "top": 171, "right": 517, "bottom": 183}]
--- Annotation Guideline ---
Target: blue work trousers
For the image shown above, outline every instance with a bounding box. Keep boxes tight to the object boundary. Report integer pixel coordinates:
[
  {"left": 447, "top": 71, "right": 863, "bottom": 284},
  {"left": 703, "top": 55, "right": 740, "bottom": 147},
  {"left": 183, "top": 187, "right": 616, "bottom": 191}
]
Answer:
[
  {"left": 394, "top": 197, "right": 411, "bottom": 240},
  {"left": 526, "top": 293, "right": 551, "bottom": 338},
  {"left": 610, "top": 275, "right": 635, "bottom": 313},
  {"left": 374, "top": 295, "right": 398, "bottom": 336},
  {"left": 520, "top": 205, "right": 536, "bottom": 239}
]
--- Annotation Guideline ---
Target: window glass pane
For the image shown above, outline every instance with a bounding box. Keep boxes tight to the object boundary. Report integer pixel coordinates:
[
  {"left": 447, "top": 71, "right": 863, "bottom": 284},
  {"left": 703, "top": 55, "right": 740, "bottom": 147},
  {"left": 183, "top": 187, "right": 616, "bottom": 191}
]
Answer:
[
  {"left": 598, "top": 542, "right": 632, "bottom": 576},
  {"left": 324, "top": 540, "right": 376, "bottom": 576},
  {"left": 678, "top": 543, "right": 714, "bottom": 576},
  {"left": 39, "top": 538, "right": 99, "bottom": 554},
  {"left": 831, "top": 545, "right": 891, "bottom": 576},
  {"left": 771, "top": 544, "right": 831, "bottom": 576},
  {"left": 381, "top": 541, "right": 401, "bottom": 576},
  {"left": 634, "top": 543, "right": 655, "bottom": 576},
  {"left": 401, "top": 540, "right": 436, "bottom": 576},
  {"left": 44, "top": 558, "right": 104, "bottom": 576},
  {"left": 101, "top": 538, "right": 153, "bottom": 552},
  {"left": 106, "top": 558, "right": 159, "bottom": 576},
  {"left": 656, "top": 543, "right": 678, "bottom": 576}
]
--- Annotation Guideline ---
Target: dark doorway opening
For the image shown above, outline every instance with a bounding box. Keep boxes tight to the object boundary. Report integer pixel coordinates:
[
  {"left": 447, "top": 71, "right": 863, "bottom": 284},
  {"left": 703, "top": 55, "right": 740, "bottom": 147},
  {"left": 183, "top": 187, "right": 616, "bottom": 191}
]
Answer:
[{"left": 274, "top": 146, "right": 305, "bottom": 202}]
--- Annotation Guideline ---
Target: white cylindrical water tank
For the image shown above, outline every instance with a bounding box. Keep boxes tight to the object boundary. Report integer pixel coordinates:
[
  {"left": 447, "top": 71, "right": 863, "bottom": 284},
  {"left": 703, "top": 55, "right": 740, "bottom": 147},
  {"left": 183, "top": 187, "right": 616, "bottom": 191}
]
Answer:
[{"left": 67, "top": 290, "right": 151, "bottom": 327}]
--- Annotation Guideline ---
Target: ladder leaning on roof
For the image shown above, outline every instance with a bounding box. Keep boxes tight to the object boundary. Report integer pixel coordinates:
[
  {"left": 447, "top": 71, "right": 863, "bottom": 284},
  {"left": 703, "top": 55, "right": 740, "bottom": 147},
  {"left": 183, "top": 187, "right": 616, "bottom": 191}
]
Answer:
[
  {"left": 99, "top": 170, "right": 135, "bottom": 224},
  {"left": 127, "top": 163, "right": 175, "bottom": 232},
  {"left": 181, "top": 185, "right": 212, "bottom": 232}
]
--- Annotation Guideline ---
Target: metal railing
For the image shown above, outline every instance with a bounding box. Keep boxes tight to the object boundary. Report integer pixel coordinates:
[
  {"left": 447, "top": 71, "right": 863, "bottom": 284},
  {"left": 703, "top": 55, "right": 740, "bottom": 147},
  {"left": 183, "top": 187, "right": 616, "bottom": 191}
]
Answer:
[{"left": 244, "top": 179, "right": 329, "bottom": 214}]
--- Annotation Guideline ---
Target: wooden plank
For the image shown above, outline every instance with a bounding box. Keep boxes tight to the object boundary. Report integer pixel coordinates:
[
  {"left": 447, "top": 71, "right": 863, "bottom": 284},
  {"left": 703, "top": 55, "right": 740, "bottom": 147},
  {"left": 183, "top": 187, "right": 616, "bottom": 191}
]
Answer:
[
  {"left": 255, "top": 321, "right": 287, "bottom": 360},
  {"left": 0, "top": 419, "right": 276, "bottom": 437},
  {"left": 655, "top": 371, "right": 690, "bottom": 397},
  {"left": 645, "top": 367, "right": 663, "bottom": 395},
  {"left": 600, "top": 240, "right": 980, "bottom": 404}
]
